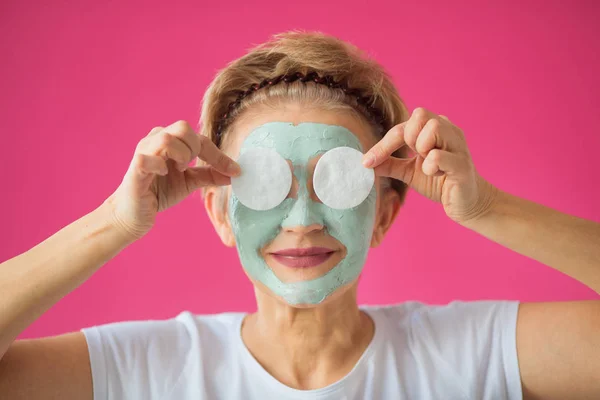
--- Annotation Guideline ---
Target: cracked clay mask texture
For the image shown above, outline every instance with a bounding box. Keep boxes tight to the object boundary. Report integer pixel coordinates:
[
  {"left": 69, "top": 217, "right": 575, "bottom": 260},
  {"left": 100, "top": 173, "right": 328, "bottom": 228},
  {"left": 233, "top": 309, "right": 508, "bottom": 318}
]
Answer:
[{"left": 228, "top": 122, "right": 377, "bottom": 305}]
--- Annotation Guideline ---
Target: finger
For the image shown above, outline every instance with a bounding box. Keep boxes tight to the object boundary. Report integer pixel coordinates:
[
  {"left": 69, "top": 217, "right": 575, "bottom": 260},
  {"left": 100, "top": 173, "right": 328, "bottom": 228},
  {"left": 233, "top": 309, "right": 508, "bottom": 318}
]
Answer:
[
  {"left": 139, "top": 131, "right": 193, "bottom": 171},
  {"left": 159, "top": 121, "right": 240, "bottom": 176},
  {"left": 146, "top": 126, "right": 164, "bottom": 137},
  {"left": 362, "top": 122, "right": 407, "bottom": 168},
  {"left": 405, "top": 107, "right": 438, "bottom": 150},
  {"left": 196, "top": 135, "right": 241, "bottom": 177},
  {"left": 162, "top": 120, "right": 206, "bottom": 171},
  {"left": 414, "top": 118, "right": 443, "bottom": 158},
  {"left": 162, "top": 120, "right": 199, "bottom": 155},
  {"left": 374, "top": 156, "right": 416, "bottom": 184},
  {"left": 421, "top": 149, "right": 466, "bottom": 177},
  {"left": 131, "top": 153, "right": 169, "bottom": 176},
  {"left": 410, "top": 110, "right": 464, "bottom": 156},
  {"left": 185, "top": 166, "right": 231, "bottom": 191},
  {"left": 122, "top": 153, "right": 168, "bottom": 196}
]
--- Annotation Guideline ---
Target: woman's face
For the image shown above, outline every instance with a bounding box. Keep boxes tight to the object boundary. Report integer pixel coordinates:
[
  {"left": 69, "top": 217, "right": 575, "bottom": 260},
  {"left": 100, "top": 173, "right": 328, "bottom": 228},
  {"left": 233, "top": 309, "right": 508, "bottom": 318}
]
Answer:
[{"left": 205, "top": 103, "right": 401, "bottom": 306}]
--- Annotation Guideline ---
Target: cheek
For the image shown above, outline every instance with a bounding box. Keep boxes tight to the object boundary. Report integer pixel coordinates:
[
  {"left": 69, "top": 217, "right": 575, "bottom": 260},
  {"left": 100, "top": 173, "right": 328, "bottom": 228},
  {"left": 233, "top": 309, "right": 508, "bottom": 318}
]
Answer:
[
  {"left": 325, "top": 194, "right": 377, "bottom": 247},
  {"left": 229, "top": 199, "right": 292, "bottom": 250}
]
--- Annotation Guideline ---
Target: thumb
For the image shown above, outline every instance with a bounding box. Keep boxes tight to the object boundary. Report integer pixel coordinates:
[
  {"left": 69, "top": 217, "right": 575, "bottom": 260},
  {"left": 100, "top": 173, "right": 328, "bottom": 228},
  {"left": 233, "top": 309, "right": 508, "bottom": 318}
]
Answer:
[
  {"left": 185, "top": 166, "right": 231, "bottom": 192},
  {"left": 374, "top": 157, "right": 416, "bottom": 184}
]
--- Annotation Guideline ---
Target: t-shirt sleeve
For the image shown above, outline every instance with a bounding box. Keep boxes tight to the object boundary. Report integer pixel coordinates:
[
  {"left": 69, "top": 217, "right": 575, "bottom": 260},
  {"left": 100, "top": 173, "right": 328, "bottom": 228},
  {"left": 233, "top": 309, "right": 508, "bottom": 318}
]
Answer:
[
  {"left": 408, "top": 300, "right": 522, "bottom": 400},
  {"left": 81, "top": 314, "right": 195, "bottom": 400}
]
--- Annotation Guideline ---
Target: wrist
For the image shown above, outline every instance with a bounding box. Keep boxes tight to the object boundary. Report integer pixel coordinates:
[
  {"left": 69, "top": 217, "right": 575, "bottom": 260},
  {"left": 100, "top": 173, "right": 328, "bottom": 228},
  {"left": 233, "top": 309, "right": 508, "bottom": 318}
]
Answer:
[
  {"left": 99, "top": 195, "right": 146, "bottom": 245},
  {"left": 458, "top": 177, "right": 503, "bottom": 231}
]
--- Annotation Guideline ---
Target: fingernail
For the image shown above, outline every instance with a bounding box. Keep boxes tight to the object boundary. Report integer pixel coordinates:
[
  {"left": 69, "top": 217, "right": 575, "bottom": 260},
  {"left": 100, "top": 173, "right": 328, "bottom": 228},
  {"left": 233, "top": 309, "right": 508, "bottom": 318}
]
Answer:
[
  {"left": 362, "top": 153, "right": 375, "bottom": 168},
  {"left": 228, "top": 162, "right": 241, "bottom": 175}
]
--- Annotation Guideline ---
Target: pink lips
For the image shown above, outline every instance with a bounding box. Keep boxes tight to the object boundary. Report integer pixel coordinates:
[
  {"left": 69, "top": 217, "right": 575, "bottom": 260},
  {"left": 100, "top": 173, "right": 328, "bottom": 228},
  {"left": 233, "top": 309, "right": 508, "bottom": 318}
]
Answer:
[{"left": 270, "top": 247, "right": 335, "bottom": 268}]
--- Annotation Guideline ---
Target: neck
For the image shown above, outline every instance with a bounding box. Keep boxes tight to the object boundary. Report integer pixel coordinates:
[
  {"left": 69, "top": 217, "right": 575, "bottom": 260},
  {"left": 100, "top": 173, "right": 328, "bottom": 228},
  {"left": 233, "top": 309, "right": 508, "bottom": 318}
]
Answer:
[{"left": 241, "top": 282, "right": 374, "bottom": 390}]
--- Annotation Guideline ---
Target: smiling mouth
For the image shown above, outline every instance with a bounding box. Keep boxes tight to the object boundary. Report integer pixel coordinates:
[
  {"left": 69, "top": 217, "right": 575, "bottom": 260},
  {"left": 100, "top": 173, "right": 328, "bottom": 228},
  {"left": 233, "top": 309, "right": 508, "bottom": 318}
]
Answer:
[{"left": 269, "top": 247, "right": 336, "bottom": 268}]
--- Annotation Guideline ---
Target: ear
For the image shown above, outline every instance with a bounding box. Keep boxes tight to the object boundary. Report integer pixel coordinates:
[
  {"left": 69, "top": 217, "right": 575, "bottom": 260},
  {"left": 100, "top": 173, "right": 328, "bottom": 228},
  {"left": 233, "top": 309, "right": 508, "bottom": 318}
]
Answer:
[
  {"left": 370, "top": 187, "right": 402, "bottom": 247},
  {"left": 204, "top": 186, "right": 236, "bottom": 247}
]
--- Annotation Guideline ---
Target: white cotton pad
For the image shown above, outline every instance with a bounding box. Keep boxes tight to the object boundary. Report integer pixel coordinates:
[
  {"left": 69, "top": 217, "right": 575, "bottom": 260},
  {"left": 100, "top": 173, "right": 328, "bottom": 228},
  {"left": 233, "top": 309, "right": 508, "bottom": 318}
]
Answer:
[
  {"left": 231, "top": 147, "right": 292, "bottom": 211},
  {"left": 313, "top": 146, "right": 375, "bottom": 210}
]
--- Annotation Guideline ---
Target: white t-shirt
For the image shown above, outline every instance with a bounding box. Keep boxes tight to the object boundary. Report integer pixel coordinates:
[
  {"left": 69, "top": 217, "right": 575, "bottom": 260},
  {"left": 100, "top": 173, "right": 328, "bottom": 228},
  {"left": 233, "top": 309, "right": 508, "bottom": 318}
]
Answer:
[{"left": 81, "top": 300, "right": 522, "bottom": 400}]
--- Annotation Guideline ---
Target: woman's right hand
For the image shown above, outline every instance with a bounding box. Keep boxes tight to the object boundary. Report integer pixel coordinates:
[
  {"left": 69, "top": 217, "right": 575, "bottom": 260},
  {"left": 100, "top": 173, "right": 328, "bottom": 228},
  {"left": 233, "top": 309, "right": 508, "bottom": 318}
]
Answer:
[{"left": 104, "top": 120, "right": 240, "bottom": 241}]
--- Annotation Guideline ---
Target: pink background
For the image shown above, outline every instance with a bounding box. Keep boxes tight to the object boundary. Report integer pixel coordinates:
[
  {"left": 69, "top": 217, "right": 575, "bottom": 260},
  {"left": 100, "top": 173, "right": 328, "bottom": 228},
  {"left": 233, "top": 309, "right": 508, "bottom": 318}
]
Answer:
[{"left": 2, "top": 1, "right": 598, "bottom": 339}]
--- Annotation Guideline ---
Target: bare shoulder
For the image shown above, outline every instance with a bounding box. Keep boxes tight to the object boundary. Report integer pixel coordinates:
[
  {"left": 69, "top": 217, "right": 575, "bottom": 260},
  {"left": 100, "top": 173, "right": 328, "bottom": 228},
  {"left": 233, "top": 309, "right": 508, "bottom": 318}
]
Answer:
[
  {"left": 517, "top": 300, "right": 600, "bottom": 400},
  {"left": 0, "top": 332, "right": 92, "bottom": 400}
]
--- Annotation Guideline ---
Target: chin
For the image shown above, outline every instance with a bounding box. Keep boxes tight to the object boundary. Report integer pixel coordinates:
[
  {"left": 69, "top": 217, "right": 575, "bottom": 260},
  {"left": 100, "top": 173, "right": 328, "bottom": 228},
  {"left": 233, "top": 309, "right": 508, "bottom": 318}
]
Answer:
[{"left": 250, "top": 276, "right": 359, "bottom": 308}]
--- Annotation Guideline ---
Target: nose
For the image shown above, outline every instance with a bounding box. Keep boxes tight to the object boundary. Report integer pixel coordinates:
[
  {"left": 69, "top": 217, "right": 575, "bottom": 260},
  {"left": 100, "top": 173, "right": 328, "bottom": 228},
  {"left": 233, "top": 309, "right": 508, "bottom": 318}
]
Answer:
[
  {"left": 281, "top": 196, "right": 324, "bottom": 233},
  {"left": 281, "top": 171, "right": 325, "bottom": 234},
  {"left": 283, "top": 222, "right": 323, "bottom": 235}
]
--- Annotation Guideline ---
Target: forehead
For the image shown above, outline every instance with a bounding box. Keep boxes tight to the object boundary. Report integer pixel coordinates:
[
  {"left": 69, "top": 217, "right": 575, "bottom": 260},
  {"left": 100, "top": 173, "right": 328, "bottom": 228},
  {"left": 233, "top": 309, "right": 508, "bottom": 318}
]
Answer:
[
  {"left": 241, "top": 122, "right": 364, "bottom": 165},
  {"left": 224, "top": 104, "right": 377, "bottom": 159}
]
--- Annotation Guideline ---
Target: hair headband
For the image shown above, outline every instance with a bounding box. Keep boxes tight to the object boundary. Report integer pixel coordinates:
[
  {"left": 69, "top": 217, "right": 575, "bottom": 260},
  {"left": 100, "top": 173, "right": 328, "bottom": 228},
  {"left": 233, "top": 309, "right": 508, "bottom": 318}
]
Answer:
[{"left": 214, "top": 71, "right": 388, "bottom": 146}]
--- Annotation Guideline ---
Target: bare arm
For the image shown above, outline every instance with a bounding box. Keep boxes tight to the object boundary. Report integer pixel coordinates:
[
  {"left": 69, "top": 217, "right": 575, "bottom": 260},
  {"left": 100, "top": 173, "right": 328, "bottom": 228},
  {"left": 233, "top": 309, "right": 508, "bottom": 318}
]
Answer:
[
  {"left": 0, "top": 199, "right": 133, "bottom": 399},
  {"left": 0, "top": 120, "right": 239, "bottom": 399},
  {"left": 464, "top": 188, "right": 600, "bottom": 293},
  {"left": 464, "top": 189, "right": 600, "bottom": 400},
  {"left": 0, "top": 333, "right": 93, "bottom": 400},
  {"left": 364, "top": 107, "right": 600, "bottom": 398},
  {"left": 0, "top": 200, "right": 133, "bottom": 360}
]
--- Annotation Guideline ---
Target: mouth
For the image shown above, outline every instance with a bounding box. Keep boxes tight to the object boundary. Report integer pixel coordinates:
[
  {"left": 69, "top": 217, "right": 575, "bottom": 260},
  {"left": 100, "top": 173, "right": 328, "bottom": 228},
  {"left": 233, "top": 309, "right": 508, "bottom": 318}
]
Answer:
[{"left": 269, "top": 247, "right": 336, "bottom": 268}]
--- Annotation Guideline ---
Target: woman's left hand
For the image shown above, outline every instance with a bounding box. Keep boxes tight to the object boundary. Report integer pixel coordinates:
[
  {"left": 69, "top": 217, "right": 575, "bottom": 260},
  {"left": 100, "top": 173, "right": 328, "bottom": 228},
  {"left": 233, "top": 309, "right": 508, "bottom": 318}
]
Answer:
[{"left": 363, "top": 107, "right": 498, "bottom": 226}]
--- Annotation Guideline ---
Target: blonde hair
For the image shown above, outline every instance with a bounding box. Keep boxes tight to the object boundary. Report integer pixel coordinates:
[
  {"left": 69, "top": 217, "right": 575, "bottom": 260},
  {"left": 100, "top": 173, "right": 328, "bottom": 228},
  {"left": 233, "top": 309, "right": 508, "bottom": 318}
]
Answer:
[{"left": 197, "top": 30, "right": 409, "bottom": 202}]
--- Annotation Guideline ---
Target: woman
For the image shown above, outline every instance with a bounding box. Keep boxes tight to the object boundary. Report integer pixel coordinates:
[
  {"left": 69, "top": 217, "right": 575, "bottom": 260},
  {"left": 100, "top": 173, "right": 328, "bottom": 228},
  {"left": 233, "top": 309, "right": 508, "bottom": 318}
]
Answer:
[{"left": 0, "top": 31, "right": 598, "bottom": 400}]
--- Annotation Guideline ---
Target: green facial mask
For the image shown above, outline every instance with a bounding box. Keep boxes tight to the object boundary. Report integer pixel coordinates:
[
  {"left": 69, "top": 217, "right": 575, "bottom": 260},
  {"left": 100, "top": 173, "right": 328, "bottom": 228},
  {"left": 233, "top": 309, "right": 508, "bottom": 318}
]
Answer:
[{"left": 228, "top": 122, "right": 377, "bottom": 305}]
